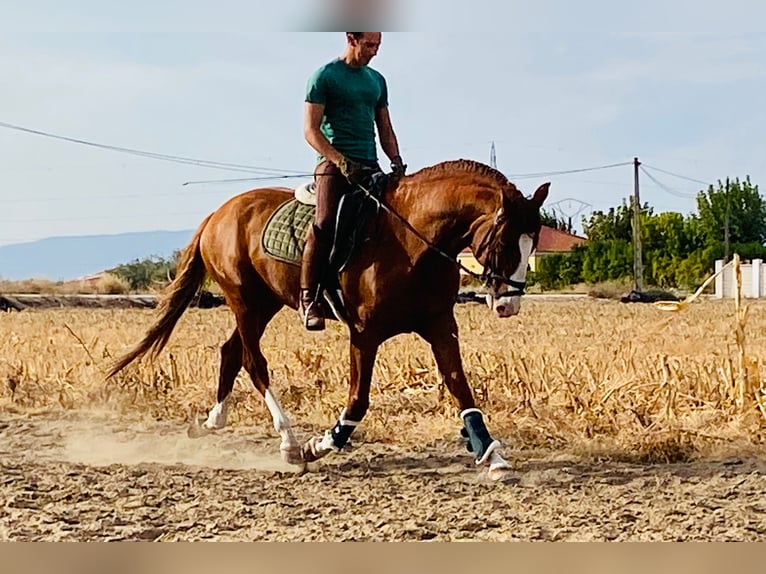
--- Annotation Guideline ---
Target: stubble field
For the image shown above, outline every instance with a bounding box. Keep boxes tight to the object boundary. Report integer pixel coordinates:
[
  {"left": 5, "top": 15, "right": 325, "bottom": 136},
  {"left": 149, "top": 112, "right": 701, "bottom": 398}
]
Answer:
[{"left": 2, "top": 297, "right": 766, "bottom": 540}]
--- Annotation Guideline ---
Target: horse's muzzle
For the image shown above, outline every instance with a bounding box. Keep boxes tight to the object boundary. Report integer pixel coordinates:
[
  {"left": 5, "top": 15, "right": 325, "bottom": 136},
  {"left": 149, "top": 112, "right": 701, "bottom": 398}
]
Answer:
[{"left": 486, "top": 294, "right": 522, "bottom": 317}]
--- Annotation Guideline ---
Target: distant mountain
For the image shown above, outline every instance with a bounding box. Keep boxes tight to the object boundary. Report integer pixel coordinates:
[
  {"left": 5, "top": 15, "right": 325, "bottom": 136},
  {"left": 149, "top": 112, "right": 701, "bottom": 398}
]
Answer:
[{"left": 0, "top": 230, "right": 194, "bottom": 281}]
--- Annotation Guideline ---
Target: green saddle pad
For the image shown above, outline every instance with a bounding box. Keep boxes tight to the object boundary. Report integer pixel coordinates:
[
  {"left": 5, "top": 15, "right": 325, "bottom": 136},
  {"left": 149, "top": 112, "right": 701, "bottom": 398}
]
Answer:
[{"left": 262, "top": 199, "right": 315, "bottom": 265}]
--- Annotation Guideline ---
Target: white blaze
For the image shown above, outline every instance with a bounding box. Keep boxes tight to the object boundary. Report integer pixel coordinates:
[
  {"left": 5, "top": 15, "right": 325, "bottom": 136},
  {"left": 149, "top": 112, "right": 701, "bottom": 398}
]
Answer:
[
  {"left": 491, "top": 233, "right": 534, "bottom": 317},
  {"left": 510, "top": 234, "right": 535, "bottom": 284}
]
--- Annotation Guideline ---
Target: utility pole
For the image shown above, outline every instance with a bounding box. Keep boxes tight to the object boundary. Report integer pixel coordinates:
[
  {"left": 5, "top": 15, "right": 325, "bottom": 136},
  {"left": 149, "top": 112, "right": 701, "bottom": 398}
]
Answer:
[
  {"left": 724, "top": 177, "right": 730, "bottom": 262},
  {"left": 632, "top": 157, "right": 644, "bottom": 292}
]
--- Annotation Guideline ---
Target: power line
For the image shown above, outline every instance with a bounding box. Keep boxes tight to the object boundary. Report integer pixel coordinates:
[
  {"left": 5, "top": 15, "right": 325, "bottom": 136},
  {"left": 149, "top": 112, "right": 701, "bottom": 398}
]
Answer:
[
  {"left": 0, "top": 118, "right": 716, "bottom": 192},
  {"left": 0, "top": 178, "right": 302, "bottom": 204},
  {"left": 506, "top": 161, "right": 633, "bottom": 179},
  {"left": 638, "top": 166, "right": 697, "bottom": 199},
  {"left": 2, "top": 118, "right": 637, "bottom": 184},
  {"left": 185, "top": 160, "right": 637, "bottom": 186},
  {"left": 182, "top": 173, "right": 312, "bottom": 186},
  {"left": 1, "top": 118, "right": 713, "bottom": 210},
  {"left": 641, "top": 163, "right": 712, "bottom": 186},
  {"left": 0, "top": 120, "right": 305, "bottom": 176}
]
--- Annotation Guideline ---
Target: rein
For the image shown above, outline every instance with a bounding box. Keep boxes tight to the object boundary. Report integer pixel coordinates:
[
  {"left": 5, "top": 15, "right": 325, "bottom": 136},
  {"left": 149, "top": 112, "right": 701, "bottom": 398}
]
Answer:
[{"left": 356, "top": 177, "right": 526, "bottom": 297}]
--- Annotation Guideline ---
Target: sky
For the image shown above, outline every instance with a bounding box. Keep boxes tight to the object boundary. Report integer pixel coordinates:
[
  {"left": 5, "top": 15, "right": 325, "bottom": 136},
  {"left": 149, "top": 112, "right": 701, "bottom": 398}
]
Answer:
[{"left": 1, "top": 0, "right": 765, "bottom": 246}]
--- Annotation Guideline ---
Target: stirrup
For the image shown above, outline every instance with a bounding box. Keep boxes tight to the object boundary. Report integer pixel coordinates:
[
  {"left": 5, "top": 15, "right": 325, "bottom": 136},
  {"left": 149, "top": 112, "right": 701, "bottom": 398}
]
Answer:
[{"left": 302, "top": 299, "right": 325, "bottom": 331}]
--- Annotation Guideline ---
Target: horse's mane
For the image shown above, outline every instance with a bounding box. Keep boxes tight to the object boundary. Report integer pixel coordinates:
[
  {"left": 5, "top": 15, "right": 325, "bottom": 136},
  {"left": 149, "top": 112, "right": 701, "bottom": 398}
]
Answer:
[{"left": 408, "top": 159, "right": 521, "bottom": 197}]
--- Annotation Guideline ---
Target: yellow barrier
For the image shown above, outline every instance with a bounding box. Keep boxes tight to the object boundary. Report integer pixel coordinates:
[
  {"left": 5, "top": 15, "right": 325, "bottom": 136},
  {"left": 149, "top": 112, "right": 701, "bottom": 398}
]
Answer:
[{"left": 654, "top": 255, "right": 736, "bottom": 312}]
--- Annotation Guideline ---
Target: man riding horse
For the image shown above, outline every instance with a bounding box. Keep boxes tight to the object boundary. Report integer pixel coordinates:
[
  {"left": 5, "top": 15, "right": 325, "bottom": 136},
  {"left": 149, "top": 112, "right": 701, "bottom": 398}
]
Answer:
[
  {"left": 301, "top": 31, "right": 406, "bottom": 331},
  {"left": 108, "top": 32, "right": 550, "bottom": 480}
]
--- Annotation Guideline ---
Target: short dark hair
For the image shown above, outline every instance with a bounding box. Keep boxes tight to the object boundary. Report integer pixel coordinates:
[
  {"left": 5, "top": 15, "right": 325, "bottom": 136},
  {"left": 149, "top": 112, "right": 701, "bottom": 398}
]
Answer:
[{"left": 347, "top": 33, "right": 364, "bottom": 39}]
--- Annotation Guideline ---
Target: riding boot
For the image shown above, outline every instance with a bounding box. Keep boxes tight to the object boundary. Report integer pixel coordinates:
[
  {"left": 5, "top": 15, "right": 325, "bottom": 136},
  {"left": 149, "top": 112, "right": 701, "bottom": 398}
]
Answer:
[
  {"left": 300, "top": 288, "right": 325, "bottom": 331},
  {"left": 300, "top": 225, "right": 331, "bottom": 331}
]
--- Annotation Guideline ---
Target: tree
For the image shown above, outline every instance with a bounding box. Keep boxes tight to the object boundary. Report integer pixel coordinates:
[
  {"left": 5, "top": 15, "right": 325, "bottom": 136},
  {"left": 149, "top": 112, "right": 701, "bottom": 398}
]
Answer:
[
  {"left": 697, "top": 176, "right": 766, "bottom": 248},
  {"left": 519, "top": 176, "right": 763, "bottom": 291},
  {"left": 532, "top": 253, "right": 565, "bottom": 290},
  {"left": 109, "top": 253, "right": 178, "bottom": 291},
  {"left": 540, "top": 208, "right": 573, "bottom": 233},
  {"left": 641, "top": 211, "right": 705, "bottom": 287},
  {"left": 577, "top": 201, "right": 649, "bottom": 284},
  {"left": 581, "top": 239, "right": 633, "bottom": 283},
  {"left": 675, "top": 246, "right": 720, "bottom": 290},
  {"left": 581, "top": 201, "right": 644, "bottom": 242}
]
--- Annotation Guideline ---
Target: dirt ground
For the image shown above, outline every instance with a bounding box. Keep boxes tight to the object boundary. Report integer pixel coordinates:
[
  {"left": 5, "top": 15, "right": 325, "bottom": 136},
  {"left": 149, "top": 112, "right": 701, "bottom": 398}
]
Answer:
[{"left": 1, "top": 410, "right": 765, "bottom": 541}]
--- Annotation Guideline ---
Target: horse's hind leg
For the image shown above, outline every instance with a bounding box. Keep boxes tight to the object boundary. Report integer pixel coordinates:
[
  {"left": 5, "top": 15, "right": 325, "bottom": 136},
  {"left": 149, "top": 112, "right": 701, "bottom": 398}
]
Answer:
[
  {"left": 230, "top": 293, "right": 304, "bottom": 466},
  {"left": 201, "top": 328, "right": 242, "bottom": 430},
  {"left": 418, "top": 313, "right": 510, "bottom": 477},
  {"left": 188, "top": 329, "right": 243, "bottom": 438}
]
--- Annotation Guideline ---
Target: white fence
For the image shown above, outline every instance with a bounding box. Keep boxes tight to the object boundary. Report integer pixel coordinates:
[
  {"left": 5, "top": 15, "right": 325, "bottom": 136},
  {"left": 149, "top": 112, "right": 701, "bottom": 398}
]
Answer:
[{"left": 715, "top": 258, "right": 764, "bottom": 298}]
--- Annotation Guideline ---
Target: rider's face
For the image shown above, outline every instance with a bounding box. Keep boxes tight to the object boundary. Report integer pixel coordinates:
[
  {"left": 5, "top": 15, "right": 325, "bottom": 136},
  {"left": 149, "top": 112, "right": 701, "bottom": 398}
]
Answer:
[{"left": 352, "top": 32, "right": 381, "bottom": 64}]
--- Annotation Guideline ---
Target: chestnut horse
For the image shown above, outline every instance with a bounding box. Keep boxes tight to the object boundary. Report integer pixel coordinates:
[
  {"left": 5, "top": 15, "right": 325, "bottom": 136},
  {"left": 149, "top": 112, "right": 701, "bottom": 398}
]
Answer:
[{"left": 108, "top": 159, "right": 549, "bottom": 479}]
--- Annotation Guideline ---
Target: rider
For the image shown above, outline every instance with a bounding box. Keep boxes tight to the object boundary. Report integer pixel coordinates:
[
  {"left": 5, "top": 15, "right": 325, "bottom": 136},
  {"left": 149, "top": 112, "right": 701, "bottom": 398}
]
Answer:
[{"left": 301, "top": 32, "right": 406, "bottom": 331}]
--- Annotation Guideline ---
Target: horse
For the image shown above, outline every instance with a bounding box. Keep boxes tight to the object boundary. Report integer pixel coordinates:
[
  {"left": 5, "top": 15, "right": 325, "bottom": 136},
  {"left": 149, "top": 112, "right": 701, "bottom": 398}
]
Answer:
[{"left": 107, "top": 159, "right": 549, "bottom": 479}]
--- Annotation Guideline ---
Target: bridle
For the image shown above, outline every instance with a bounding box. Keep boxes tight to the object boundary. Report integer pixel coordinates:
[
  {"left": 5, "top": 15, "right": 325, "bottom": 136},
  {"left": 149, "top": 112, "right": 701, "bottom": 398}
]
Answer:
[
  {"left": 472, "top": 209, "right": 527, "bottom": 298},
  {"left": 356, "top": 173, "right": 528, "bottom": 298}
]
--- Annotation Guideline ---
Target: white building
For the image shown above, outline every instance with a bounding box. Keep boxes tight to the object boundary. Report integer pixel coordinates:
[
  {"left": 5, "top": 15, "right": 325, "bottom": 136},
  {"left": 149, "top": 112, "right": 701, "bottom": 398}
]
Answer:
[{"left": 715, "top": 258, "right": 764, "bottom": 298}]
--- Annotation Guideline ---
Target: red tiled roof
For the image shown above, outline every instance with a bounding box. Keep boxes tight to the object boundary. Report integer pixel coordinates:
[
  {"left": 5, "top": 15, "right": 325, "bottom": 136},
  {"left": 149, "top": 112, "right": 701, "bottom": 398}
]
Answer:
[
  {"left": 537, "top": 226, "right": 586, "bottom": 252},
  {"left": 459, "top": 226, "right": 586, "bottom": 255}
]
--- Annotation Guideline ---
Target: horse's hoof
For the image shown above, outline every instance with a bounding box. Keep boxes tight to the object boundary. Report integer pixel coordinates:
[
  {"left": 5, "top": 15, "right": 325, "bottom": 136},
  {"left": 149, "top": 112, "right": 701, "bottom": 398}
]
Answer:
[
  {"left": 487, "top": 465, "right": 517, "bottom": 482},
  {"left": 485, "top": 450, "right": 513, "bottom": 482},
  {"left": 186, "top": 416, "right": 209, "bottom": 439},
  {"left": 301, "top": 436, "right": 332, "bottom": 463},
  {"left": 301, "top": 439, "right": 321, "bottom": 463},
  {"left": 280, "top": 445, "right": 305, "bottom": 466}
]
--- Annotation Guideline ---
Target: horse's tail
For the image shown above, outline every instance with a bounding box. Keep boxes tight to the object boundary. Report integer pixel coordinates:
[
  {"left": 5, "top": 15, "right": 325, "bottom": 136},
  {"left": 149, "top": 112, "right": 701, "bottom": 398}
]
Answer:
[{"left": 106, "top": 213, "right": 214, "bottom": 378}]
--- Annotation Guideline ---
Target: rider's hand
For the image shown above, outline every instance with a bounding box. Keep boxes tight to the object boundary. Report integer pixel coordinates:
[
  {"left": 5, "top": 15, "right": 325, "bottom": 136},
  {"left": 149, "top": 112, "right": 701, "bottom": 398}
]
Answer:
[
  {"left": 337, "top": 156, "right": 368, "bottom": 186},
  {"left": 391, "top": 155, "right": 407, "bottom": 181}
]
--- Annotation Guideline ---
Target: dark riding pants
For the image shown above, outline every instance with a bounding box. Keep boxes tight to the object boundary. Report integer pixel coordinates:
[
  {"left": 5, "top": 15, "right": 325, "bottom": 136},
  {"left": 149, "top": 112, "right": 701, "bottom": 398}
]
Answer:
[{"left": 300, "top": 159, "right": 378, "bottom": 293}]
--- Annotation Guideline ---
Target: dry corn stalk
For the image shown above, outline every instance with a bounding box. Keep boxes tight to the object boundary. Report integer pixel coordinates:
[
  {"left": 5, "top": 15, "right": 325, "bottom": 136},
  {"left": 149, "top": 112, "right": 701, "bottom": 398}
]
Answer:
[
  {"left": 3, "top": 300, "right": 766, "bottom": 455},
  {"left": 731, "top": 254, "right": 751, "bottom": 410}
]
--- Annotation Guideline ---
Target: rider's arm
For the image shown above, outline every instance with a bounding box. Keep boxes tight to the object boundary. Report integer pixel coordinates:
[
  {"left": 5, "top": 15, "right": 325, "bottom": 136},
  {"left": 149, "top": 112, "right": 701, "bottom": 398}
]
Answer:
[
  {"left": 304, "top": 102, "right": 345, "bottom": 166},
  {"left": 375, "top": 106, "right": 401, "bottom": 164}
]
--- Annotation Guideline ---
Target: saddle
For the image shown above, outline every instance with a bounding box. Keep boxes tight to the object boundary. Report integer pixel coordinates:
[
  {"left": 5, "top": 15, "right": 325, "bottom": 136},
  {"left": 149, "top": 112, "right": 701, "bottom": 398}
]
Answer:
[{"left": 261, "top": 171, "right": 389, "bottom": 320}]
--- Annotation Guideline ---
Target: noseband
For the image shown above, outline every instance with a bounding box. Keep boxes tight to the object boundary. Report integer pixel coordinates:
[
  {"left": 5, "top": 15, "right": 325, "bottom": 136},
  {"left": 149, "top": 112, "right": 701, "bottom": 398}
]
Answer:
[
  {"left": 485, "top": 277, "right": 526, "bottom": 298},
  {"left": 475, "top": 211, "right": 527, "bottom": 297}
]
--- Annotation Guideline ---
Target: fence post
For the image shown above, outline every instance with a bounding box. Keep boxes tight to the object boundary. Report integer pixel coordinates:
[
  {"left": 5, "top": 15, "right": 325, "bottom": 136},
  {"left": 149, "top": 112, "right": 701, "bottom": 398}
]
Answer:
[
  {"left": 753, "top": 259, "right": 762, "bottom": 298},
  {"left": 715, "top": 259, "right": 724, "bottom": 298}
]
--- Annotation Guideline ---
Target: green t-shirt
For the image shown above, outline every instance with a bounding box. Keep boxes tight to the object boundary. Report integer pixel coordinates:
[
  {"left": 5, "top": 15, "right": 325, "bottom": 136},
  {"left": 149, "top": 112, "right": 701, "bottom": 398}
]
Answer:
[{"left": 305, "top": 58, "right": 388, "bottom": 163}]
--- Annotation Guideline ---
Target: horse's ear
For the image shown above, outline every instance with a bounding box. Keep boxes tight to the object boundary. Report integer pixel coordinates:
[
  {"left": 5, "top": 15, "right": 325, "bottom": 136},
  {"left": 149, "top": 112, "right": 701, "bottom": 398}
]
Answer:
[{"left": 531, "top": 182, "right": 550, "bottom": 207}]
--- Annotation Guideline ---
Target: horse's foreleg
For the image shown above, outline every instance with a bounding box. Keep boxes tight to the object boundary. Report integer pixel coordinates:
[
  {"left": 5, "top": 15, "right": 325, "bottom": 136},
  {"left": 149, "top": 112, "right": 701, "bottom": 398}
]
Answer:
[
  {"left": 301, "top": 409, "right": 362, "bottom": 463},
  {"left": 302, "top": 339, "right": 377, "bottom": 463},
  {"left": 460, "top": 409, "right": 509, "bottom": 478},
  {"left": 419, "top": 314, "right": 510, "bottom": 478}
]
